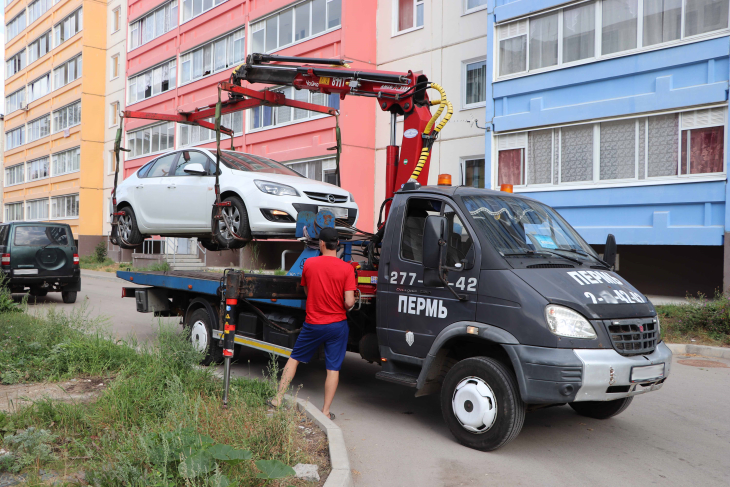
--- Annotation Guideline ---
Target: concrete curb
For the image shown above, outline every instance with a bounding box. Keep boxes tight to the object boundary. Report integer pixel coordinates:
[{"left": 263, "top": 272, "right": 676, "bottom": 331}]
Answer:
[
  {"left": 80, "top": 269, "right": 123, "bottom": 283},
  {"left": 285, "top": 394, "right": 353, "bottom": 487},
  {"left": 666, "top": 343, "right": 730, "bottom": 359}
]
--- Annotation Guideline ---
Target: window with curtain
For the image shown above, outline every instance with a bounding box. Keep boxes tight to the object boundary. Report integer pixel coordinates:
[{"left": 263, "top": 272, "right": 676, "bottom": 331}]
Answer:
[
  {"left": 396, "top": 0, "right": 424, "bottom": 32},
  {"left": 647, "top": 113, "right": 679, "bottom": 176},
  {"left": 129, "top": 1, "right": 178, "bottom": 50},
  {"left": 6, "top": 126, "right": 25, "bottom": 150},
  {"left": 26, "top": 199, "right": 49, "bottom": 220},
  {"left": 53, "top": 101, "right": 81, "bottom": 132},
  {"left": 27, "top": 157, "right": 50, "bottom": 182},
  {"left": 602, "top": 0, "right": 638, "bottom": 55},
  {"left": 29, "top": 73, "right": 51, "bottom": 102},
  {"left": 5, "top": 203, "right": 24, "bottom": 222},
  {"left": 54, "top": 8, "right": 82, "bottom": 46},
  {"left": 530, "top": 12, "right": 559, "bottom": 70},
  {"left": 6, "top": 50, "right": 26, "bottom": 78},
  {"left": 251, "top": 0, "right": 341, "bottom": 54},
  {"left": 498, "top": 149, "right": 524, "bottom": 186},
  {"left": 180, "top": 29, "right": 244, "bottom": 84},
  {"left": 53, "top": 55, "right": 82, "bottom": 90},
  {"left": 128, "top": 59, "right": 176, "bottom": 103},
  {"left": 465, "top": 60, "right": 486, "bottom": 106},
  {"left": 685, "top": 0, "right": 729, "bottom": 36},
  {"left": 561, "top": 125, "right": 595, "bottom": 182},
  {"left": 643, "top": 0, "right": 681, "bottom": 46},
  {"left": 51, "top": 194, "right": 79, "bottom": 219},
  {"left": 498, "top": 21, "right": 527, "bottom": 76},
  {"left": 127, "top": 123, "right": 175, "bottom": 158},
  {"left": 599, "top": 119, "right": 636, "bottom": 180},
  {"left": 464, "top": 159, "right": 486, "bottom": 188},
  {"left": 4, "top": 164, "right": 25, "bottom": 186},
  {"left": 563, "top": 2, "right": 595, "bottom": 63},
  {"left": 27, "top": 115, "right": 51, "bottom": 142},
  {"left": 28, "top": 31, "right": 51, "bottom": 63},
  {"left": 527, "top": 130, "right": 553, "bottom": 184},
  {"left": 52, "top": 147, "right": 81, "bottom": 176},
  {"left": 679, "top": 108, "right": 726, "bottom": 174}
]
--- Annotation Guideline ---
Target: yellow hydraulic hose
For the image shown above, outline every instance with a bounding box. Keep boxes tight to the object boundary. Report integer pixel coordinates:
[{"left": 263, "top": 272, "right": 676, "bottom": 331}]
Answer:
[{"left": 409, "top": 83, "right": 453, "bottom": 182}]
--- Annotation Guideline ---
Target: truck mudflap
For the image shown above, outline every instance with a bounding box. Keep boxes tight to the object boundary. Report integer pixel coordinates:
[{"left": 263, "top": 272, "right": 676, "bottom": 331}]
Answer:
[{"left": 572, "top": 341, "right": 672, "bottom": 402}]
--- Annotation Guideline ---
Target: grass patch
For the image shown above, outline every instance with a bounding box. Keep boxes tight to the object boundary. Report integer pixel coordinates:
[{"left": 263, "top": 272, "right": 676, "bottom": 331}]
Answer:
[
  {"left": 656, "top": 292, "right": 730, "bottom": 347},
  {"left": 0, "top": 290, "right": 325, "bottom": 485},
  {"left": 80, "top": 256, "right": 171, "bottom": 273}
]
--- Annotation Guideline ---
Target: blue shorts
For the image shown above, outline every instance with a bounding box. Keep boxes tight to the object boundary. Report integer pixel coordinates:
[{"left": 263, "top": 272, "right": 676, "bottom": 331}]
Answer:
[{"left": 290, "top": 320, "right": 349, "bottom": 371}]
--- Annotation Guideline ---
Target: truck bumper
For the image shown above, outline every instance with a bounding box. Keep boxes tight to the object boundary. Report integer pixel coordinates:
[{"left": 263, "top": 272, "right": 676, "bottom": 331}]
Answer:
[{"left": 504, "top": 341, "right": 672, "bottom": 404}]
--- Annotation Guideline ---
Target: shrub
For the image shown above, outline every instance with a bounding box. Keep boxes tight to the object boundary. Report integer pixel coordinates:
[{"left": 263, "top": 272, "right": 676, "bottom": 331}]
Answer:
[
  {"left": 94, "top": 241, "right": 108, "bottom": 263},
  {"left": 0, "top": 275, "right": 22, "bottom": 313},
  {"left": 656, "top": 290, "right": 730, "bottom": 344}
]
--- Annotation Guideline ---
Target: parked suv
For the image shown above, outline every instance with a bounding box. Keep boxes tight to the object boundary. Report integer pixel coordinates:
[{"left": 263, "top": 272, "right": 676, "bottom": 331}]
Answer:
[{"left": 0, "top": 222, "right": 81, "bottom": 303}]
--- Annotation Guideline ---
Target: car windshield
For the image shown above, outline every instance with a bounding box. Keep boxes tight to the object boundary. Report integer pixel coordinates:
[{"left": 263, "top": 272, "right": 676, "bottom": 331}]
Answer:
[
  {"left": 462, "top": 195, "right": 598, "bottom": 258},
  {"left": 220, "top": 151, "right": 302, "bottom": 177},
  {"left": 14, "top": 226, "right": 70, "bottom": 246}
]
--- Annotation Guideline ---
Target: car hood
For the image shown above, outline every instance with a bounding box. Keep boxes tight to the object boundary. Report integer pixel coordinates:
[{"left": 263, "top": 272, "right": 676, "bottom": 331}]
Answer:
[
  {"left": 230, "top": 172, "right": 351, "bottom": 199},
  {"left": 511, "top": 267, "right": 656, "bottom": 319}
]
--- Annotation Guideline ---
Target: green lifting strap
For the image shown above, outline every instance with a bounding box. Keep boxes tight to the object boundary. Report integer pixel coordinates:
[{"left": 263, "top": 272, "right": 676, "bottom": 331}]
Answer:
[
  {"left": 214, "top": 87, "right": 222, "bottom": 208},
  {"left": 335, "top": 113, "right": 342, "bottom": 187}
]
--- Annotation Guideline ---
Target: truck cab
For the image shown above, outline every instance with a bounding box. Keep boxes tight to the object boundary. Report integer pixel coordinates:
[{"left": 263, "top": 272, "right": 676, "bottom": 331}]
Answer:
[{"left": 374, "top": 185, "right": 671, "bottom": 451}]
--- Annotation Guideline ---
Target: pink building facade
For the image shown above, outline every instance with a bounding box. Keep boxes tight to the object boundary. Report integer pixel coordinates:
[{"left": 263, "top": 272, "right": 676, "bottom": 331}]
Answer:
[{"left": 124, "top": 0, "right": 377, "bottom": 232}]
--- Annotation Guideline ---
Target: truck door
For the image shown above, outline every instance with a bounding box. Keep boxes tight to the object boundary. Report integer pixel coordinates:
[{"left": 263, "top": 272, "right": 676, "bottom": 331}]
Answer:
[{"left": 382, "top": 196, "right": 480, "bottom": 358}]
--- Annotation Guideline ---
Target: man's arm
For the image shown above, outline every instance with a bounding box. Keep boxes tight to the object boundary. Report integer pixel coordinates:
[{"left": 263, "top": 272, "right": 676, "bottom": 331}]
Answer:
[
  {"left": 303, "top": 286, "right": 308, "bottom": 295},
  {"left": 344, "top": 290, "right": 355, "bottom": 310}
]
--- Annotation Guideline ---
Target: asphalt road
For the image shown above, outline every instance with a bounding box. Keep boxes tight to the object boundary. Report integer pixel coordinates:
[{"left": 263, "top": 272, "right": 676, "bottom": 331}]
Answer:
[{"left": 21, "top": 271, "right": 730, "bottom": 487}]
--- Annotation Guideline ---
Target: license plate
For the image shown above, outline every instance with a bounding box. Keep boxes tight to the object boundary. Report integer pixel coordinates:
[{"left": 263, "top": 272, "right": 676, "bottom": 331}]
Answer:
[
  {"left": 14, "top": 269, "right": 39, "bottom": 275},
  {"left": 318, "top": 206, "right": 348, "bottom": 219},
  {"left": 631, "top": 363, "right": 665, "bottom": 383}
]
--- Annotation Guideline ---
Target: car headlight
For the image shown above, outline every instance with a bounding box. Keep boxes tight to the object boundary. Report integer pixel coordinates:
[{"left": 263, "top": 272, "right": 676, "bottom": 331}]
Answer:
[
  {"left": 545, "top": 305, "right": 597, "bottom": 339},
  {"left": 349, "top": 192, "right": 355, "bottom": 202},
  {"left": 254, "top": 180, "right": 300, "bottom": 197}
]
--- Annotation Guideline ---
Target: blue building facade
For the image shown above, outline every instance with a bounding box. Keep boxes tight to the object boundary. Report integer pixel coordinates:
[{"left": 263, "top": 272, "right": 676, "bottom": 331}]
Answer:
[{"left": 483, "top": 0, "right": 730, "bottom": 296}]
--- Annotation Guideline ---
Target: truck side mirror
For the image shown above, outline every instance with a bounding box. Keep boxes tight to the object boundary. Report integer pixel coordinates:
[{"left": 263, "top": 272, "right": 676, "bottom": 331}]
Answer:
[
  {"left": 422, "top": 215, "right": 448, "bottom": 287},
  {"left": 604, "top": 234, "right": 617, "bottom": 270}
]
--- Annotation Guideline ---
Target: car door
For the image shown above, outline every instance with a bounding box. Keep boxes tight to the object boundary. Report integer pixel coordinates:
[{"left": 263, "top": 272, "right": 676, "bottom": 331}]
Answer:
[
  {"left": 163, "top": 150, "right": 217, "bottom": 230},
  {"left": 134, "top": 153, "right": 179, "bottom": 230},
  {"left": 383, "top": 196, "right": 480, "bottom": 358}
]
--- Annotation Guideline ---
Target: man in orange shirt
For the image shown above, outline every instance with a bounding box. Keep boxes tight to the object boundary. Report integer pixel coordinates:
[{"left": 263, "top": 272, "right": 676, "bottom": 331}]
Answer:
[{"left": 270, "top": 227, "right": 356, "bottom": 419}]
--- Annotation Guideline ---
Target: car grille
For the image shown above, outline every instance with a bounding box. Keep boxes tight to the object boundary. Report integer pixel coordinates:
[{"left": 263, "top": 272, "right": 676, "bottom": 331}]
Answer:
[
  {"left": 304, "top": 191, "right": 348, "bottom": 203},
  {"left": 291, "top": 203, "right": 357, "bottom": 226},
  {"left": 605, "top": 318, "right": 658, "bottom": 356}
]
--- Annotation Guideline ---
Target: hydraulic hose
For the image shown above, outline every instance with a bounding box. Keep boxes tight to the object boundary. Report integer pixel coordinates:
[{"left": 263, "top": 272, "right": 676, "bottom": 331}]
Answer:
[{"left": 408, "top": 83, "right": 453, "bottom": 182}]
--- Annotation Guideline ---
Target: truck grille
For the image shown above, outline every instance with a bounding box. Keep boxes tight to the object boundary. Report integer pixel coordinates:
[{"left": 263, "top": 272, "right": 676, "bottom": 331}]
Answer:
[
  {"left": 605, "top": 318, "right": 658, "bottom": 356},
  {"left": 304, "top": 191, "right": 348, "bottom": 203}
]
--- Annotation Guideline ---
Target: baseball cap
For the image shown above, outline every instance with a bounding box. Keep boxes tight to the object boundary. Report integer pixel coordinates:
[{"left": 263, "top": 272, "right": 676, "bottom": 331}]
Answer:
[{"left": 319, "top": 227, "right": 339, "bottom": 244}]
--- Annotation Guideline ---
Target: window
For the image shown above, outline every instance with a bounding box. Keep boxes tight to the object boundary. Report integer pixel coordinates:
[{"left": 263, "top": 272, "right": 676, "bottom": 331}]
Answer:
[
  {"left": 27, "top": 157, "right": 50, "bottom": 181},
  {"left": 180, "top": 29, "right": 244, "bottom": 84},
  {"left": 465, "top": 0, "right": 488, "bottom": 13},
  {"left": 174, "top": 151, "right": 213, "bottom": 175},
  {"left": 464, "top": 60, "right": 486, "bottom": 107},
  {"left": 497, "top": 0, "right": 730, "bottom": 78},
  {"left": 4, "top": 164, "right": 25, "bottom": 186},
  {"left": 179, "top": 112, "right": 243, "bottom": 146},
  {"left": 51, "top": 194, "right": 80, "bottom": 219},
  {"left": 495, "top": 107, "right": 727, "bottom": 189},
  {"left": 110, "top": 102, "right": 120, "bottom": 126},
  {"left": 53, "top": 101, "right": 82, "bottom": 132},
  {"left": 111, "top": 54, "right": 120, "bottom": 79},
  {"left": 286, "top": 158, "right": 336, "bottom": 182},
  {"left": 251, "top": 0, "right": 341, "bottom": 53},
  {"left": 128, "top": 59, "right": 176, "bottom": 103},
  {"left": 6, "top": 126, "right": 25, "bottom": 150},
  {"left": 5, "top": 203, "right": 24, "bottom": 222},
  {"left": 7, "top": 11, "right": 27, "bottom": 41},
  {"left": 249, "top": 86, "right": 339, "bottom": 130},
  {"left": 28, "top": 31, "right": 51, "bottom": 64},
  {"left": 26, "top": 199, "right": 49, "bottom": 221},
  {"left": 52, "top": 147, "right": 81, "bottom": 175},
  {"left": 144, "top": 153, "right": 179, "bottom": 177},
  {"left": 182, "top": 0, "right": 227, "bottom": 23},
  {"left": 54, "top": 8, "right": 83, "bottom": 47},
  {"left": 28, "top": 0, "right": 52, "bottom": 24},
  {"left": 127, "top": 122, "right": 175, "bottom": 158},
  {"left": 112, "top": 7, "right": 121, "bottom": 32},
  {"left": 27, "top": 115, "right": 51, "bottom": 142},
  {"left": 395, "top": 0, "right": 424, "bottom": 33},
  {"left": 29, "top": 73, "right": 51, "bottom": 102},
  {"left": 129, "top": 1, "right": 178, "bottom": 50},
  {"left": 464, "top": 158, "right": 485, "bottom": 188},
  {"left": 6, "top": 89, "right": 26, "bottom": 114},
  {"left": 53, "top": 56, "right": 82, "bottom": 90},
  {"left": 6, "top": 50, "right": 26, "bottom": 78}
]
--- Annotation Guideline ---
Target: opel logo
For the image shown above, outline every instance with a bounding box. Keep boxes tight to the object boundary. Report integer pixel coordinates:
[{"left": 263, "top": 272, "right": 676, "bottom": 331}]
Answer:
[{"left": 327, "top": 194, "right": 336, "bottom": 203}]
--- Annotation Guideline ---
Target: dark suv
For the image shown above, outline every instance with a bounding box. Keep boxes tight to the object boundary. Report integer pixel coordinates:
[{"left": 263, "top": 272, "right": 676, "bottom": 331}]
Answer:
[{"left": 0, "top": 222, "right": 81, "bottom": 303}]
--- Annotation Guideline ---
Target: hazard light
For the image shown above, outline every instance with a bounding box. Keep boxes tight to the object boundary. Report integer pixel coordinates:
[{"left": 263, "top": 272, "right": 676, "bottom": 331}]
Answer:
[
  {"left": 500, "top": 184, "right": 514, "bottom": 193},
  {"left": 437, "top": 174, "right": 452, "bottom": 186}
]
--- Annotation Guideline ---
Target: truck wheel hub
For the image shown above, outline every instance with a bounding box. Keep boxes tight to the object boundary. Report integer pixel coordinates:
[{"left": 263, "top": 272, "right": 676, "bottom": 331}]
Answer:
[
  {"left": 452, "top": 377, "right": 497, "bottom": 434},
  {"left": 191, "top": 320, "right": 208, "bottom": 352}
]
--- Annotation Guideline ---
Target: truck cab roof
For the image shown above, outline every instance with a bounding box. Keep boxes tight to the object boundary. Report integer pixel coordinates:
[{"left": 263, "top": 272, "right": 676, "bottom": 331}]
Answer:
[{"left": 400, "top": 184, "right": 538, "bottom": 202}]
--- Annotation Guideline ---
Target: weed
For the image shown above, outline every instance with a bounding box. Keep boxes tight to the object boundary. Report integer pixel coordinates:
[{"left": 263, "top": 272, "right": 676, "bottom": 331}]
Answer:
[
  {"left": 273, "top": 268, "right": 287, "bottom": 276},
  {"left": 2, "top": 427, "right": 57, "bottom": 472},
  {"left": 0, "top": 275, "right": 22, "bottom": 313},
  {"left": 656, "top": 290, "right": 730, "bottom": 346}
]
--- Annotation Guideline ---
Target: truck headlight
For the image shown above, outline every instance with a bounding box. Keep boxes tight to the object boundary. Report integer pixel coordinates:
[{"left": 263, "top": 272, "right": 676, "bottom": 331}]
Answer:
[
  {"left": 254, "top": 180, "right": 300, "bottom": 197},
  {"left": 545, "top": 305, "right": 597, "bottom": 339}
]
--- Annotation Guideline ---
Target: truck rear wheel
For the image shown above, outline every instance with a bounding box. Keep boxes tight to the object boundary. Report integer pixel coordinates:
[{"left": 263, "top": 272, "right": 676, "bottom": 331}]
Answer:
[
  {"left": 187, "top": 308, "right": 223, "bottom": 365},
  {"left": 440, "top": 357, "right": 525, "bottom": 451},
  {"left": 569, "top": 397, "right": 633, "bottom": 419}
]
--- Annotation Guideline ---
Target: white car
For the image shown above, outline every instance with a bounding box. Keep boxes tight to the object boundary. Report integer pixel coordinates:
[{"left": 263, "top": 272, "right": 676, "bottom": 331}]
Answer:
[{"left": 113, "top": 149, "right": 358, "bottom": 250}]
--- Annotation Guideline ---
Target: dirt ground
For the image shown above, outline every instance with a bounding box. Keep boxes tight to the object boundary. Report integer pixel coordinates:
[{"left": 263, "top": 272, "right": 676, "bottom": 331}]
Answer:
[{"left": 0, "top": 377, "right": 109, "bottom": 413}]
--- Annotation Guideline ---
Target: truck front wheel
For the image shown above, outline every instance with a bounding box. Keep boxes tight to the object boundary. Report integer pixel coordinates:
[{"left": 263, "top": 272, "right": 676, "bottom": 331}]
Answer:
[
  {"left": 569, "top": 397, "right": 633, "bottom": 419},
  {"left": 441, "top": 357, "right": 525, "bottom": 451}
]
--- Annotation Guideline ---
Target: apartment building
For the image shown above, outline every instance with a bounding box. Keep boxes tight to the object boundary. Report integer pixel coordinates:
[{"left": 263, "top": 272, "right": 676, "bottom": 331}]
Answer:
[
  {"left": 0, "top": 115, "right": 4, "bottom": 218},
  {"left": 485, "top": 0, "right": 730, "bottom": 296},
  {"left": 124, "top": 0, "right": 374, "bottom": 265},
  {"left": 373, "top": 0, "right": 489, "bottom": 225},
  {"left": 4, "top": 0, "right": 107, "bottom": 253}
]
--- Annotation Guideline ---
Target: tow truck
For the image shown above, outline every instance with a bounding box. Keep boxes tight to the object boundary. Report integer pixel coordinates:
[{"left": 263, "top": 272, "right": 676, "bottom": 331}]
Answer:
[{"left": 114, "top": 54, "right": 672, "bottom": 451}]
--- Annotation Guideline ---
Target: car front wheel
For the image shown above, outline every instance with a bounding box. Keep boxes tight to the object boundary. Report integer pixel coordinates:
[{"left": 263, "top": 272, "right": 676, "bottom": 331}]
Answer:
[{"left": 211, "top": 196, "right": 251, "bottom": 250}]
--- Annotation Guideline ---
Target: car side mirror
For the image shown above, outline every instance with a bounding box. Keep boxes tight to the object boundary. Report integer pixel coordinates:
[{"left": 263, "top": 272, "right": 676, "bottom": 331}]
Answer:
[
  {"left": 604, "top": 234, "right": 617, "bottom": 270},
  {"left": 183, "top": 162, "right": 207, "bottom": 176}
]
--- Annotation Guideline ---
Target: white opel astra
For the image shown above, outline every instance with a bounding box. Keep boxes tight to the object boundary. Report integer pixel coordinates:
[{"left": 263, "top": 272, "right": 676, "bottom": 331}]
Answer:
[{"left": 113, "top": 149, "right": 358, "bottom": 250}]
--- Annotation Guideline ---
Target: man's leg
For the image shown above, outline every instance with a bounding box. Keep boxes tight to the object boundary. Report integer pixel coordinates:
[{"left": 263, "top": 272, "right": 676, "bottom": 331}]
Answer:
[
  {"left": 322, "top": 369, "right": 339, "bottom": 417},
  {"left": 271, "top": 357, "right": 299, "bottom": 407}
]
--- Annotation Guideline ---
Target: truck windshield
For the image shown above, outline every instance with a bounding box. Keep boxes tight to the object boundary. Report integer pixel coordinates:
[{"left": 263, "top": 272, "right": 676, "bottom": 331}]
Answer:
[
  {"left": 462, "top": 195, "right": 598, "bottom": 259},
  {"left": 14, "top": 226, "right": 70, "bottom": 246},
  {"left": 220, "top": 152, "right": 303, "bottom": 177}
]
